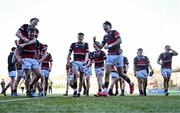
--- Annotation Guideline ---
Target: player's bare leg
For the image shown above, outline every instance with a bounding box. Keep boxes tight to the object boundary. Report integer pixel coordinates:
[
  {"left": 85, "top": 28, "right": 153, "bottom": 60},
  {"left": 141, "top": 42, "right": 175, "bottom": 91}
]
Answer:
[{"left": 116, "top": 67, "right": 134, "bottom": 94}]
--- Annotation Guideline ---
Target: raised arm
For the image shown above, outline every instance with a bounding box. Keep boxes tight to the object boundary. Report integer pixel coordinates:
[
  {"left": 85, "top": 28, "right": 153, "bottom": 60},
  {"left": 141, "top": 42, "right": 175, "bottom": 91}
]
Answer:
[
  {"left": 170, "top": 48, "right": 178, "bottom": 56},
  {"left": 93, "top": 36, "right": 105, "bottom": 49}
]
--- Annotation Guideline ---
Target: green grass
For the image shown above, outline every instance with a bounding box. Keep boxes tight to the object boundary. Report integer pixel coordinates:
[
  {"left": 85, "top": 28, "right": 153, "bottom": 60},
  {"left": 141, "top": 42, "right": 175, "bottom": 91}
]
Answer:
[{"left": 0, "top": 95, "right": 180, "bottom": 113}]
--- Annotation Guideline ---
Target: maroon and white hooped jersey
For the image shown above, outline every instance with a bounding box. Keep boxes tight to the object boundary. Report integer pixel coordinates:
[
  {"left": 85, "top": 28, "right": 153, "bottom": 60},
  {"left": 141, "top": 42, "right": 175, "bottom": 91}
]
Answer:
[
  {"left": 18, "top": 24, "right": 39, "bottom": 39},
  {"left": 102, "top": 30, "right": 121, "bottom": 54},
  {"left": 41, "top": 53, "right": 53, "bottom": 70},
  {"left": 91, "top": 50, "right": 106, "bottom": 68},
  {"left": 19, "top": 39, "right": 44, "bottom": 59},
  {"left": 134, "top": 55, "right": 149, "bottom": 71},
  {"left": 158, "top": 52, "right": 175, "bottom": 69},
  {"left": 69, "top": 42, "right": 89, "bottom": 62}
]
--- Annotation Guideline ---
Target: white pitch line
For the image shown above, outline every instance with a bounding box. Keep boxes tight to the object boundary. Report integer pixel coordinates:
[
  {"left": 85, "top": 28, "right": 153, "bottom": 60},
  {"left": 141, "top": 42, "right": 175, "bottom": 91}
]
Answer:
[{"left": 0, "top": 97, "right": 42, "bottom": 103}]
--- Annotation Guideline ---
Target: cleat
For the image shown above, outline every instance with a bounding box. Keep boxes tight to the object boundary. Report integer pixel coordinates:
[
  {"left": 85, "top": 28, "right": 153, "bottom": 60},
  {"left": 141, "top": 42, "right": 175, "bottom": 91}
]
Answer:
[
  {"left": 73, "top": 91, "right": 77, "bottom": 97},
  {"left": 63, "top": 93, "right": 68, "bottom": 96},
  {"left": 99, "top": 91, "right": 108, "bottom": 97},
  {"left": 77, "top": 93, "right": 80, "bottom": 97},
  {"left": 108, "top": 89, "right": 113, "bottom": 96}
]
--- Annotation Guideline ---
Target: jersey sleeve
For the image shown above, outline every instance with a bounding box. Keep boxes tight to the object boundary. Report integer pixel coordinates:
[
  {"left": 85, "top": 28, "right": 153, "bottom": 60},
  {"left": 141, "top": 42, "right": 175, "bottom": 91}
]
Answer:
[
  {"left": 69, "top": 43, "right": 74, "bottom": 52},
  {"left": 113, "top": 30, "right": 120, "bottom": 39},
  {"left": 49, "top": 53, "right": 53, "bottom": 62},
  {"left": 102, "top": 36, "right": 107, "bottom": 45},
  {"left": 158, "top": 53, "right": 162, "bottom": 61},
  {"left": 19, "top": 24, "right": 28, "bottom": 32}
]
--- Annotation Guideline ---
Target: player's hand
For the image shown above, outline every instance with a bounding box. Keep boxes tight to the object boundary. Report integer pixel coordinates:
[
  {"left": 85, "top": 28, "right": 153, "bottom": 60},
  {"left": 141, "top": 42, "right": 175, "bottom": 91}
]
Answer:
[
  {"left": 104, "top": 45, "right": 112, "bottom": 49},
  {"left": 17, "top": 58, "right": 23, "bottom": 64},
  {"left": 22, "top": 38, "right": 29, "bottom": 43},
  {"left": 19, "top": 44, "right": 25, "bottom": 48},
  {"left": 93, "top": 36, "right": 96, "bottom": 43},
  {"left": 49, "top": 69, "right": 51, "bottom": 72}
]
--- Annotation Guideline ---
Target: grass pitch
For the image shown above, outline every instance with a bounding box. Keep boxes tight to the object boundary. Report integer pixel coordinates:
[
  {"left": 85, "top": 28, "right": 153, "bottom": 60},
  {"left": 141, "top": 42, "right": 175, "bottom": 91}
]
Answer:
[{"left": 0, "top": 94, "right": 180, "bottom": 113}]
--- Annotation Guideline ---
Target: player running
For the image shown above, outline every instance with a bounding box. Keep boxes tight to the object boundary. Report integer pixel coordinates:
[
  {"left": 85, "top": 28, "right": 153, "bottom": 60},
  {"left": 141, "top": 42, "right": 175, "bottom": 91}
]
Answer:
[
  {"left": 134, "top": 48, "right": 153, "bottom": 96},
  {"left": 67, "top": 32, "right": 89, "bottom": 97},
  {"left": 93, "top": 21, "right": 134, "bottom": 96},
  {"left": 157, "top": 45, "right": 178, "bottom": 96},
  {"left": 63, "top": 61, "right": 74, "bottom": 96},
  {"left": 40, "top": 44, "right": 53, "bottom": 96},
  {"left": 92, "top": 43, "right": 106, "bottom": 96}
]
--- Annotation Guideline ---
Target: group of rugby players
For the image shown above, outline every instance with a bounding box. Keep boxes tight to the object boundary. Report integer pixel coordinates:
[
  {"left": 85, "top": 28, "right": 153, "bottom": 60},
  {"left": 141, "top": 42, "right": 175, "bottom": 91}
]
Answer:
[
  {"left": 1, "top": 18, "right": 178, "bottom": 97},
  {"left": 1, "top": 18, "right": 53, "bottom": 97},
  {"left": 64, "top": 21, "right": 178, "bottom": 97}
]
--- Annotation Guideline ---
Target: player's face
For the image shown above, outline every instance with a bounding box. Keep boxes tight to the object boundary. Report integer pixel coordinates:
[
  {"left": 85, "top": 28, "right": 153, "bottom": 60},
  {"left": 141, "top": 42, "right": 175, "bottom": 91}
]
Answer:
[
  {"left": 93, "top": 44, "right": 99, "bottom": 50},
  {"left": 28, "top": 31, "right": 35, "bottom": 39},
  {"left": 165, "top": 46, "right": 170, "bottom": 52},
  {"left": 77, "top": 35, "right": 84, "bottom": 42},
  {"left": 138, "top": 50, "right": 143, "bottom": 56},
  {"left": 31, "top": 19, "right": 38, "bottom": 27},
  {"left": 103, "top": 24, "right": 111, "bottom": 33}
]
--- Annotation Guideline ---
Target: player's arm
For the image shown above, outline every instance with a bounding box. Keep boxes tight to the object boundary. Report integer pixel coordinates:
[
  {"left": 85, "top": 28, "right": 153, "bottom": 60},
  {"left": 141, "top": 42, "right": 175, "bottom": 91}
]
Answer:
[
  {"left": 170, "top": 48, "right": 178, "bottom": 56},
  {"left": 133, "top": 58, "right": 136, "bottom": 76},
  {"left": 67, "top": 51, "right": 72, "bottom": 66},
  {"left": 49, "top": 61, "right": 53, "bottom": 72},
  {"left": 157, "top": 55, "right": 162, "bottom": 65},
  {"left": 15, "top": 47, "right": 23, "bottom": 64},
  {"left": 19, "top": 38, "right": 37, "bottom": 47},
  {"left": 93, "top": 36, "right": 105, "bottom": 49},
  {"left": 12, "top": 49, "right": 17, "bottom": 64},
  {"left": 16, "top": 29, "right": 29, "bottom": 42},
  {"left": 148, "top": 63, "right": 153, "bottom": 72}
]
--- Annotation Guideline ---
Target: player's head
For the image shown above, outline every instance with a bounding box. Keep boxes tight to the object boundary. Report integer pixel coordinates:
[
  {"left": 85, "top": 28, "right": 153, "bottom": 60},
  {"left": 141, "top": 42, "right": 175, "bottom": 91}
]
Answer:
[
  {"left": 103, "top": 21, "right": 112, "bottom": 33},
  {"left": 43, "top": 44, "right": 48, "bottom": 50},
  {"left": 30, "top": 17, "right": 39, "bottom": 27},
  {"left": 93, "top": 42, "right": 100, "bottom": 50},
  {"left": 137, "top": 48, "right": 143, "bottom": 56},
  {"left": 165, "top": 45, "right": 170, "bottom": 52},
  {"left": 77, "top": 32, "right": 84, "bottom": 42},
  {"left": 11, "top": 47, "right": 16, "bottom": 52},
  {"left": 28, "top": 28, "right": 36, "bottom": 39}
]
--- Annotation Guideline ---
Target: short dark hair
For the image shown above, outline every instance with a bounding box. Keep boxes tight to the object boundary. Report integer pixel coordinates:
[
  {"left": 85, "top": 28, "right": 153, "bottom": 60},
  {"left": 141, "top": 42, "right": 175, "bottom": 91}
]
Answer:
[
  {"left": 165, "top": 45, "right": 170, "bottom": 49},
  {"left": 103, "top": 21, "right": 112, "bottom": 28},
  {"left": 78, "top": 32, "right": 84, "bottom": 36},
  {"left": 30, "top": 18, "right": 39, "bottom": 22},
  {"left": 11, "top": 47, "right": 16, "bottom": 51},
  {"left": 138, "top": 48, "right": 143, "bottom": 51}
]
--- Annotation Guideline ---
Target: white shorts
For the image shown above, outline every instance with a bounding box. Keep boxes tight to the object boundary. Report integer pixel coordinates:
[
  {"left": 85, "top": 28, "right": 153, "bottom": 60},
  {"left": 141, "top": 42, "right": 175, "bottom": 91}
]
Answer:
[
  {"left": 161, "top": 68, "right": 172, "bottom": 77},
  {"left": 9, "top": 71, "right": 17, "bottom": 77},
  {"left": 111, "top": 71, "right": 120, "bottom": 79},
  {"left": 95, "top": 67, "right": 104, "bottom": 76},
  {"left": 41, "top": 69, "right": 49, "bottom": 78},
  {"left": 136, "top": 70, "right": 148, "bottom": 78},
  {"left": 106, "top": 54, "right": 124, "bottom": 67},
  {"left": 67, "top": 74, "right": 74, "bottom": 81},
  {"left": 72, "top": 61, "right": 85, "bottom": 72},
  {"left": 84, "top": 66, "right": 92, "bottom": 76},
  {"left": 22, "top": 58, "right": 40, "bottom": 70},
  {"left": 17, "top": 70, "right": 24, "bottom": 77}
]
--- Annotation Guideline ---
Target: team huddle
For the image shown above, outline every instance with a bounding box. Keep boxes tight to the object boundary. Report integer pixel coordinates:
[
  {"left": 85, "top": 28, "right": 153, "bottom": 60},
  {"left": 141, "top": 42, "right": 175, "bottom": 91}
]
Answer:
[
  {"left": 1, "top": 18, "right": 178, "bottom": 97},
  {"left": 1, "top": 18, "right": 53, "bottom": 97}
]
